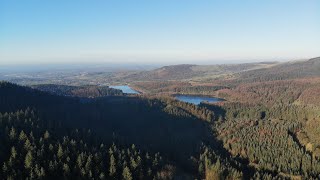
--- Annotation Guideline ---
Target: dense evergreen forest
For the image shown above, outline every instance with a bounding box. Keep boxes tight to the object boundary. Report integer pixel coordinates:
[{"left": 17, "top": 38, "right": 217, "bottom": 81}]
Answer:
[
  {"left": 0, "top": 82, "right": 243, "bottom": 179},
  {"left": 132, "top": 81, "right": 227, "bottom": 95},
  {"left": 1, "top": 57, "right": 320, "bottom": 179},
  {"left": 31, "top": 84, "right": 124, "bottom": 98},
  {"left": 0, "top": 109, "right": 167, "bottom": 179}
]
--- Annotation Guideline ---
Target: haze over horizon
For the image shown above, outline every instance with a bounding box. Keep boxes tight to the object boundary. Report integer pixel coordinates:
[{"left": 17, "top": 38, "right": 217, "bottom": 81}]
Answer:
[{"left": 1, "top": 0, "right": 319, "bottom": 65}]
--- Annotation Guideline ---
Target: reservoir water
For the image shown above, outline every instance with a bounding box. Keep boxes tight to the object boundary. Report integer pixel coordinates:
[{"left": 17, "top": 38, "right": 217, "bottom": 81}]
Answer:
[
  {"left": 174, "top": 95, "right": 223, "bottom": 105},
  {"left": 109, "top": 85, "right": 140, "bottom": 94}
]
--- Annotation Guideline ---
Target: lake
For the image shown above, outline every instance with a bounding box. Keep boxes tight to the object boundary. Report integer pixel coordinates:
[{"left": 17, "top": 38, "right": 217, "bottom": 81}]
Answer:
[
  {"left": 109, "top": 85, "right": 140, "bottom": 94},
  {"left": 174, "top": 94, "right": 223, "bottom": 105}
]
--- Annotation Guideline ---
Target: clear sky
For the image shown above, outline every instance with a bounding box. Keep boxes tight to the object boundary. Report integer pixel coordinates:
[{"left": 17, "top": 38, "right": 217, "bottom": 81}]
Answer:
[{"left": 0, "top": 0, "right": 319, "bottom": 65}]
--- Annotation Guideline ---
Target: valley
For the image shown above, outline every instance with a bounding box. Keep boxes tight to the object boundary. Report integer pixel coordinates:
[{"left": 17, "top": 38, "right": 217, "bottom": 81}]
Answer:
[{"left": 1, "top": 57, "right": 320, "bottom": 179}]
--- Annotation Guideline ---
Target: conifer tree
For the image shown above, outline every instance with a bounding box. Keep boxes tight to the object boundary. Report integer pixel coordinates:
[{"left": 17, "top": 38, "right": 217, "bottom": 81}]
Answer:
[
  {"left": 122, "top": 166, "right": 132, "bottom": 180},
  {"left": 109, "top": 154, "right": 116, "bottom": 177},
  {"left": 24, "top": 151, "right": 33, "bottom": 169}
]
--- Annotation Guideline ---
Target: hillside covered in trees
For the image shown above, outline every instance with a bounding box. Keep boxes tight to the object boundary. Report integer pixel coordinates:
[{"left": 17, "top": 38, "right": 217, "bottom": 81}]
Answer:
[
  {"left": 1, "top": 57, "right": 320, "bottom": 179},
  {"left": 31, "top": 84, "right": 124, "bottom": 98},
  {"left": 0, "top": 82, "right": 244, "bottom": 179}
]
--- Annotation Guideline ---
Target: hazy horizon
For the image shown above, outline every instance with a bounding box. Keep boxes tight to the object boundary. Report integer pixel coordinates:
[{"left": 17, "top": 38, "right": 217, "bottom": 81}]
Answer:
[
  {"left": 1, "top": 0, "right": 319, "bottom": 65},
  {"left": 0, "top": 56, "right": 299, "bottom": 66}
]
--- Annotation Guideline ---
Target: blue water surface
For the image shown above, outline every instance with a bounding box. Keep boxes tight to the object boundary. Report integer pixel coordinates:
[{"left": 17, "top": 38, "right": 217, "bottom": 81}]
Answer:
[
  {"left": 174, "top": 95, "right": 223, "bottom": 105},
  {"left": 109, "top": 85, "right": 139, "bottom": 94}
]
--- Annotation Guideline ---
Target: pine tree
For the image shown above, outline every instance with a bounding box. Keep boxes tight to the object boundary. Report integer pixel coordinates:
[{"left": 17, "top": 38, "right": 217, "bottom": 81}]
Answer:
[
  {"left": 122, "top": 166, "right": 132, "bottom": 180},
  {"left": 24, "top": 151, "right": 33, "bottom": 169},
  {"left": 85, "top": 154, "right": 92, "bottom": 173},
  {"left": 24, "top": 139, "right": 32, "bottom": 150},
  {"left": 77, "top": 154, "right": 83, "bottom": 168},
  {"left": 43, "top": 130, "right": 50, "bottom": 139},
  {"left": 109, "top": 154, "right": 116, "bottom": 177},
  {"left": 9, "top": 127, "right": 16, "bottom": 140},
  {"left": 2, "top": 162, "right": 8, "bottom": 173},
  {"left": 130, "top": 157, "right": 138, "bottom": 170},
  {"left": 19, "top": 131, "right": 27, "bottom": 141},
  {"left": 10, "top": 146, "right": 17, "bottom": 159},
  {"left": 99, "top": 172, "right": 105, "bottom": 179},
  {"left": 63, "top": 163, "right": 70, "bottom": 175},
  {"left": 57, "top": 144, "right": 63, "bottom": 159}
]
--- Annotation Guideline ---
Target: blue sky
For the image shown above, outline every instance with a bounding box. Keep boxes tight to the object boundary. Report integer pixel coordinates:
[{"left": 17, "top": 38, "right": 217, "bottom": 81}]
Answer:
[{"left": 0, "top": 0, "right": 319, "bottom": 65}]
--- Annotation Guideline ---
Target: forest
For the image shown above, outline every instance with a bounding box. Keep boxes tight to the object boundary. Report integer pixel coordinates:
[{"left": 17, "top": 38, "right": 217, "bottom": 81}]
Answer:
[
  {"left": 31, "top": 84, "right": 124, "bottom": 98},
  {"left": 1, "top": 57, "right": 320, "bottom": 179}
]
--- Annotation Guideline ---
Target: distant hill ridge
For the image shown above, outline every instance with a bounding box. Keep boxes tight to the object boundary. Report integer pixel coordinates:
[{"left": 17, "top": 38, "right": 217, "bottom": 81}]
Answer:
[
  {"left": 236, "top": 57, "right": 320, "bottom": 83},
  {"left": 124, "top": 61, "right": 278, "bottom": 81}
]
